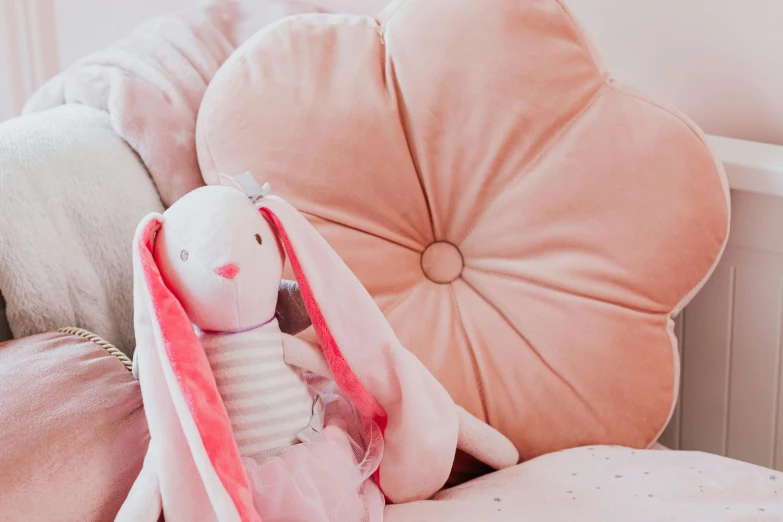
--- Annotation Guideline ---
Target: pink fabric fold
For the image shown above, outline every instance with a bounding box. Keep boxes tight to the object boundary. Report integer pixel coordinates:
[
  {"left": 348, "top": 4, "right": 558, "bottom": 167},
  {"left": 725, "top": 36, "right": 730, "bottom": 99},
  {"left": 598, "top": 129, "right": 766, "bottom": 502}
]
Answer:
[
  {"left": 23, "top": 4, "right": 238, "bottom": 205},
  {"left": 22, "top": 1, "right": 327, "bottom": 206}
]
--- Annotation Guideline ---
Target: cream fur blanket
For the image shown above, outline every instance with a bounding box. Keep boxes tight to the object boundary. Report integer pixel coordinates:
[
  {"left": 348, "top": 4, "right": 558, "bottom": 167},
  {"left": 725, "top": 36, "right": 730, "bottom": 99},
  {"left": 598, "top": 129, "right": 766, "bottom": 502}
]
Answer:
[{"left": 0, "top": 105, "right": 164, "bottom": 351}]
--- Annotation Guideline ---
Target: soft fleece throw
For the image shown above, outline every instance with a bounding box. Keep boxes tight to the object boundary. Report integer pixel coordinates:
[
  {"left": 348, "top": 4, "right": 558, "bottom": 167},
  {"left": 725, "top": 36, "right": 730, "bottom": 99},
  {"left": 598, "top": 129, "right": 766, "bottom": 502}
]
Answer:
[
  {"left": 0, "top": 105, "right": 164, "bottom": 352},
  {"left": 22, "top": 0, "right": 331, "bottom": 207}
]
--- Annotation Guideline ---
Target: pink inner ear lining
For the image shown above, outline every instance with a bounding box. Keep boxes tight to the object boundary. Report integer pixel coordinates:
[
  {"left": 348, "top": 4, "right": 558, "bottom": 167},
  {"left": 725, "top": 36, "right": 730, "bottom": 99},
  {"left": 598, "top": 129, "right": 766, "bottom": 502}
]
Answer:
[
  {"left": 138, "top": 216, "right": 260, "bottom": 521},
  {"left": 259, "top": 206, "right": 390, "bottom": 493},
  {"left": 214, "top": 264, "right": 240, "bottom": 279}
]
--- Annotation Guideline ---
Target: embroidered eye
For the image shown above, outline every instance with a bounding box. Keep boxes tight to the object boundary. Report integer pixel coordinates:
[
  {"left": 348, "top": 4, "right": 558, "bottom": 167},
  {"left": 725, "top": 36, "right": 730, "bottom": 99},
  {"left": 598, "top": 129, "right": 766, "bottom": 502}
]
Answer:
[
  {"left": 255, "top": 234, "right": 263, "bottom": 245},
  {"left": 180, "top": 249, "right": 189, "bottom": 261}
]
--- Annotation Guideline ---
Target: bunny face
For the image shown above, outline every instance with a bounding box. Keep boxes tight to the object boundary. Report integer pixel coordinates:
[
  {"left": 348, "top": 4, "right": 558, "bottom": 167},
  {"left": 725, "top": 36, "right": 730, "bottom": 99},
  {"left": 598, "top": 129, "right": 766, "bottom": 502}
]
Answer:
[{"left": 153, "top": 185, "right": 284, "bottom": 332}]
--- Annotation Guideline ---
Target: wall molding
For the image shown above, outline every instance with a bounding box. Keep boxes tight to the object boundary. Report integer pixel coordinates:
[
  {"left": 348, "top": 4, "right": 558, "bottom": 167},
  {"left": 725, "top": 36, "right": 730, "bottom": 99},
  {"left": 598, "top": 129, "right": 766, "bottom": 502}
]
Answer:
[{"left": 708, "top": 135, "right": 783, "bottom": 198}]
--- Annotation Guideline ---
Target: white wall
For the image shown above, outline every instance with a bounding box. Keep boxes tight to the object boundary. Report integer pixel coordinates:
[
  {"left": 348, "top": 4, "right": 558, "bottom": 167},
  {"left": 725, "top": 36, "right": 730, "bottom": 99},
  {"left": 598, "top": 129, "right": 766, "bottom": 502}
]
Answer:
[
  {"left": 0, "top": 0, "right": 190, "bottom": 122},
  {"left": 1, "top": 0, "right": 782, "bottom": 146},
  {"left": 566, "top": 0, "right": 783, "bottom": 145},
  {"left": 52, "top": 0, "right": 192, "bottom": 69}
]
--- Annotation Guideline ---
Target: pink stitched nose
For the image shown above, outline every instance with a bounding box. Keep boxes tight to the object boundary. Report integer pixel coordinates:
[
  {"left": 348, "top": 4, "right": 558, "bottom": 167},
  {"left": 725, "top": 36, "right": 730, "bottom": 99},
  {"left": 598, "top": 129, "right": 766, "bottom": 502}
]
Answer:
[{"left": 214, "top": 264, "right": 240, "bottom": 280}]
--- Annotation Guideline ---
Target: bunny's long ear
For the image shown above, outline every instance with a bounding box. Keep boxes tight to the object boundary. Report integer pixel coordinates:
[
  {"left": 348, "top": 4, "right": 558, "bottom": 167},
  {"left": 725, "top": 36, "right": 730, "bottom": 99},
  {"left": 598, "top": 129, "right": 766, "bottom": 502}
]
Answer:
[
  {"left": 118, "top": 213, "right": 260, "bottom": 522},
  {"left": 258, "top": 196, "right": 460, "bottom": 503}
]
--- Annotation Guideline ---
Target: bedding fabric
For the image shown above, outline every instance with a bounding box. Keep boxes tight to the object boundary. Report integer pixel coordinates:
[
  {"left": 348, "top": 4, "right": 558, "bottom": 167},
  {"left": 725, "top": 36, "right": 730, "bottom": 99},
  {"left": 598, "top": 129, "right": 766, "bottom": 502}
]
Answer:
[
  {"left": 0, "top": 332, "right": 147, "bottom": 522},
  {"left": 385, "top": 446, "right": 783, "bottom": 521},
  {"left": 196, "top": 0, "right": 730, "bottom": 464},
  {"left": 4, "top": 332, "right": 780, "bottom": 522}
]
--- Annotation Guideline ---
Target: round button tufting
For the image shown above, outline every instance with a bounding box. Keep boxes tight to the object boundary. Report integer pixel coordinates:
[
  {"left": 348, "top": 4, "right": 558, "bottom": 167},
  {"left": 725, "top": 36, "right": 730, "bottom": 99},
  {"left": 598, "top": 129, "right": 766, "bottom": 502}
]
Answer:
[{"left": 420, "top": 242, "right": 464, "bottom": 284}]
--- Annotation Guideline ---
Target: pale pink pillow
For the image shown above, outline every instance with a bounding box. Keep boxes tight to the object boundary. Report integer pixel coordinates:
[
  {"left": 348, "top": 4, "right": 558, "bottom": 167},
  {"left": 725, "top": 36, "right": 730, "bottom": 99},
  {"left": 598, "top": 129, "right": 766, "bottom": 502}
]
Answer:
[
  {"left": 0, "top": 333, "right": 147, "bottom": 521},
  {"left": 196, "top": 0, "right": 729, "bottom": 461}
]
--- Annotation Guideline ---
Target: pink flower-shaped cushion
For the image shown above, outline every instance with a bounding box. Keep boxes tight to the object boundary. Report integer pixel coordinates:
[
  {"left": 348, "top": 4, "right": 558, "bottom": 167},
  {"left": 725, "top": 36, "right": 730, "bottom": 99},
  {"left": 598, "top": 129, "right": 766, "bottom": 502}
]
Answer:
[{"left": 196, "top": 0, "right": 729, "bottom": 460}]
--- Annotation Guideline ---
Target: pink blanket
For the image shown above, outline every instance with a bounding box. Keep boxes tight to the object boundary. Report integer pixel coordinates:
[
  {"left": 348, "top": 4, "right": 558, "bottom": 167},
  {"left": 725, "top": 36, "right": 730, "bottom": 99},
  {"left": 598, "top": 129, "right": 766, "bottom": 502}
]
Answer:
[
  {"left": 22, "top": 1, "right": 328, "bottom": 207},
  {"left": 386, "top": 446, "right": 783, "bottom": 521}
]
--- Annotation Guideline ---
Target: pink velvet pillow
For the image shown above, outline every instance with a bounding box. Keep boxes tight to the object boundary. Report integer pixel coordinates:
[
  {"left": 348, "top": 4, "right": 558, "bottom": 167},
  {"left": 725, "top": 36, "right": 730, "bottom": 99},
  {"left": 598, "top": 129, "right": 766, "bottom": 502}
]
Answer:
[
  {"left": 0, "top": 333, "right": 147, "bottom": 521},
  {"left": 196, "top": 0, "right": 729, "bottom": 460}
]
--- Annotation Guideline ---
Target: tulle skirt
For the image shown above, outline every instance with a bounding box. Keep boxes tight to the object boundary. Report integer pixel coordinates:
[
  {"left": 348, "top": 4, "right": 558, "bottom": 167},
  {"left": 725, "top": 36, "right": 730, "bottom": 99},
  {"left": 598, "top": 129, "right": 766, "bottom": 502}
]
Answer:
[{"left": 242, "top": 384, "right": 384, "bottom": 522}]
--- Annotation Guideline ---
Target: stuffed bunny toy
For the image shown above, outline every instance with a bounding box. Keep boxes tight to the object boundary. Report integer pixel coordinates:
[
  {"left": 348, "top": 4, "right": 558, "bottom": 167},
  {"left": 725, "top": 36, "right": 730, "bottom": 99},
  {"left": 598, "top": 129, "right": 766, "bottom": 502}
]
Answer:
[{"left": 118, "top": 178, "right": 518, "bottom": 522}]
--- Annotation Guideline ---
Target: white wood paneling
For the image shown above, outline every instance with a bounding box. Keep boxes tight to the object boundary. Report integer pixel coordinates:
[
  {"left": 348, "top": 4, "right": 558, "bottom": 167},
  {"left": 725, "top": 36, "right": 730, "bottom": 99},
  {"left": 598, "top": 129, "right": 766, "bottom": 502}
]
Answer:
[
  {"left": 659, "top": 313, "right": 685, "bottom": 449},
  {"left": 679, "top": 262, "right": 734, "bottom": 456},
  {"left": 669, "top": 190, "right": 783, "bottom": 471},
  {"left": 725, "top": 254, "right": 783, "bottom": 468},
  {"left": 662, "top": 134, "right": 783, "bottom": 464},
  {"left": 670, "top": 139, "right": 783, "bottom": 469}
]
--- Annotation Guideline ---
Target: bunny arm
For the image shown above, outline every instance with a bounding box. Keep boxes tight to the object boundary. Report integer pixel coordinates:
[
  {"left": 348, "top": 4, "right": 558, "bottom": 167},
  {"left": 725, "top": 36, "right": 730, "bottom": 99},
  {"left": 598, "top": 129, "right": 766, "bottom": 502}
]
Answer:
[
  {"left": 276, "top": 280, "right": 312, "bottom": 336},
  {"left": 281, "top": 333, "right": 334, "bottom": 379},
  {"left": 281, "top": 333, "right": 519, "bottom": 471}
]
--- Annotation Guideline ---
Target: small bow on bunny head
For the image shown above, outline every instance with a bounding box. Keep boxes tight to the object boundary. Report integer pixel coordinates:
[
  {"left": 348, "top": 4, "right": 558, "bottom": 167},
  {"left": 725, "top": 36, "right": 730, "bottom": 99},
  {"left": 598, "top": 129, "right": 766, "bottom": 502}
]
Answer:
[
  {"left": 126, "top": 183, "right": 518, "bottom": 520},
  {"left": 220, "top": 171, "right": 271, "bottom": 203}
]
